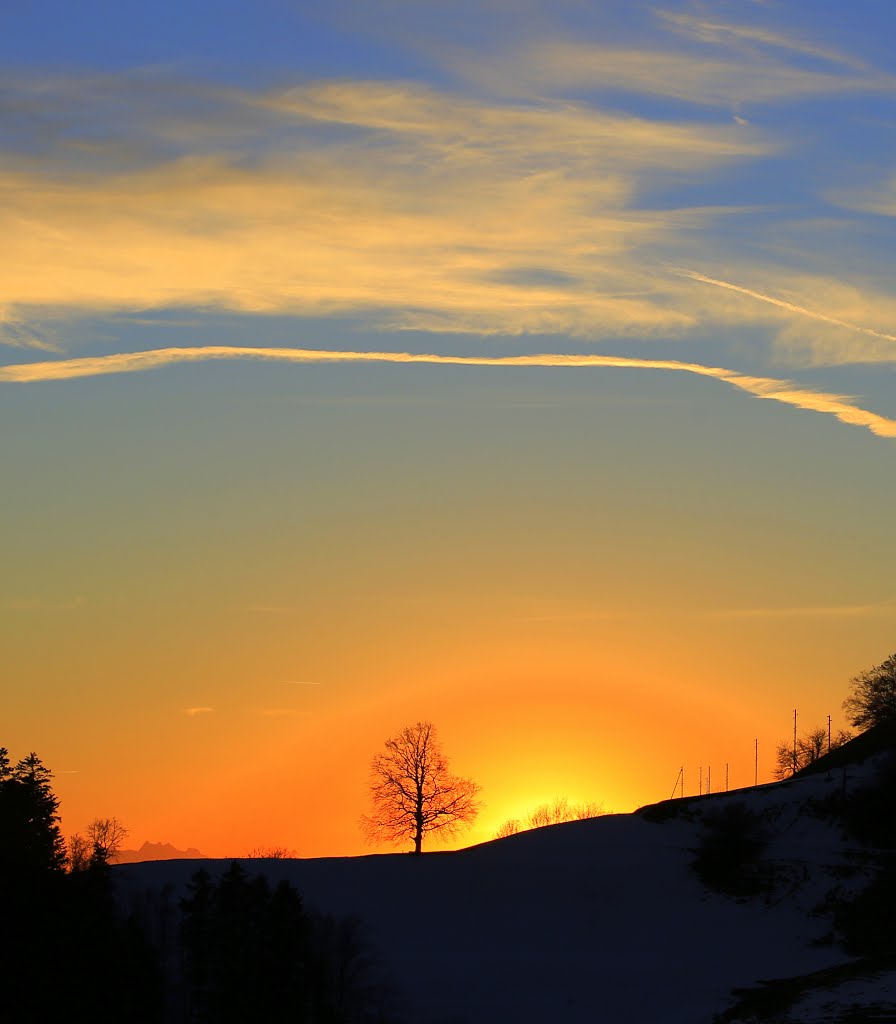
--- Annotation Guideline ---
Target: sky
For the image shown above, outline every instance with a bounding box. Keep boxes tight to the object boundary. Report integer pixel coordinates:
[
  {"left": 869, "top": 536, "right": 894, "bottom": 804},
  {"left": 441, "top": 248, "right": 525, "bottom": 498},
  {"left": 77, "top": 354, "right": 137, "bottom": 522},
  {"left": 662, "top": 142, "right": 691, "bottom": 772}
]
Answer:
[{"left": 2, "top": 0, "right": 895, "bottom": 857}]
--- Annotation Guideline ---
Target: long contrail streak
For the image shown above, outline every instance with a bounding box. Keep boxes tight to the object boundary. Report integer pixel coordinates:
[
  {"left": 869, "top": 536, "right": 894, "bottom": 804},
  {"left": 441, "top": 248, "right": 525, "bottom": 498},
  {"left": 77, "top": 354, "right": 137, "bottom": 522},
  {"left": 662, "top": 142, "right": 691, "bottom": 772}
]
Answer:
[
  {"left": 679, "top": 268, "right": 896, "bottom": 345},
  {"left": 1, "top": 344, "right": 894, "bottom": 438}
]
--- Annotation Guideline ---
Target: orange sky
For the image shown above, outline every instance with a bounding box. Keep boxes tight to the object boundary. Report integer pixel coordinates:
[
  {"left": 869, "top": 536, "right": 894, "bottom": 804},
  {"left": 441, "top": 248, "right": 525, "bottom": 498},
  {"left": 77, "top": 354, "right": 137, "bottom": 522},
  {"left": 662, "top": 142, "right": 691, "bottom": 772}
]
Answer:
[{"left": 3, "top": 1, "right": 896, "bottom": 859}]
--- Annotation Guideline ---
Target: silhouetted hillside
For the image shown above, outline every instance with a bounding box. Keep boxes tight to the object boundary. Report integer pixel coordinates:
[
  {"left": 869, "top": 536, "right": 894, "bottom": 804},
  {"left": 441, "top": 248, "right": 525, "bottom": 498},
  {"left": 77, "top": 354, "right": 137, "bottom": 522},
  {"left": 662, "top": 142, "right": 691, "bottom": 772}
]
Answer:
[
  {"left": 796, "top": 716, "right": 896, "bottom": 777},
  {"left": 118, "top": 748, "right": 896, "bottom": 1023}
]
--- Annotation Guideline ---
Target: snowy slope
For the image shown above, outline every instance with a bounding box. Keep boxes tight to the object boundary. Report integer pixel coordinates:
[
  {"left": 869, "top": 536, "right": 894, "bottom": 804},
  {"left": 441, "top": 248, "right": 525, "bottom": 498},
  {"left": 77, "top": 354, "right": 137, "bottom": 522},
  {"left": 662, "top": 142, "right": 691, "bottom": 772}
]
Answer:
[{"left": 118, "top": 755, "right": 894, "bottom": 1023}]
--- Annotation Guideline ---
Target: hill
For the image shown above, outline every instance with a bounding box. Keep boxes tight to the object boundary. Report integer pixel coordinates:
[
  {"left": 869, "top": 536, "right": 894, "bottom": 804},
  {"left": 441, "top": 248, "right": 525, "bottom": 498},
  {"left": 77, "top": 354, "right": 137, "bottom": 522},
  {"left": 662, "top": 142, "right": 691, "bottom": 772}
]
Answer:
[
  {"left": 797, "top": 716, "right": 896, "bottom": 778},
  {"left": 117, "top": 740, "right": 896, "bottom": 1023}
]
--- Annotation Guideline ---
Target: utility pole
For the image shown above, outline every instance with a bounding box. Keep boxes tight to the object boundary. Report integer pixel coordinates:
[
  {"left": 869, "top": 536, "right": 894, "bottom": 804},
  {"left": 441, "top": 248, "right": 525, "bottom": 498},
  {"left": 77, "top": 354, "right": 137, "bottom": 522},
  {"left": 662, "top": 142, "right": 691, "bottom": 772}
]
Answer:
[
  {"left": 670, "top": 766, "right": 683, "bottom": 801},
  {"left": 828, "top": 715, "right": 832, "bottom": 753},
  {"left": 754, "top": 738, "right": 758, "bottom": 786},
  {"left": 699, "top": 766, "right": 703, "bottom": 796},
  {"left": 726, "top": 762, "right": 729, "bottom": 792},
  {"left": 707, "top": 765, "right": 711, "bottom": 795},
  {"left": 792, "top": 708, "right": 798, "bottom": 776}
]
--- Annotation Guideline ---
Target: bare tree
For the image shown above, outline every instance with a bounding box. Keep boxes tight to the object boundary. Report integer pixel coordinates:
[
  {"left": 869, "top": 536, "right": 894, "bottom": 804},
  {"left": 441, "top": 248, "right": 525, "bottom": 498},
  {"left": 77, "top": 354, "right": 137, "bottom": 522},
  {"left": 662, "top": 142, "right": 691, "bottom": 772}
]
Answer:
[
  {"left": 87, "top": 816, "right": 129, "bottom": 865},
  {"left": 494, "top": 818, "right": 522, "bottom": 839},
  {"left": 843, "top": 653, "right": 896, "bottom": 730},
  {"left": 773, "top": 726, "right": 853, "bottom": 780},
  {"left": 527, "top": 799, "right": 569, "bottom": 829},
  {"left": 361, "top": 721, "right": 480, "bottom": 855},
  {"left": 495, "top": 797, "right": 605, "bottom": 839},
  {"left": 572, "top": 800, "right": 605, "bottom": 820},
  {"left": 245, "top": 845, "right": 296, "bottom": 859},
  {"left": 67, "top": 832, "right": 91, "bottom": 872}
]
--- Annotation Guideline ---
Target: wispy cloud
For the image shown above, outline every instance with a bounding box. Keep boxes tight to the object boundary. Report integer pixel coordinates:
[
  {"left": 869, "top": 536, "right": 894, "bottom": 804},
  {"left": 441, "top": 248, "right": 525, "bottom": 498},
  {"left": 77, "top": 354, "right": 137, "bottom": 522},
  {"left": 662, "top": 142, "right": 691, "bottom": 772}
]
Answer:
[
  {"left": 2, "top": 345, "right": 894, "bottom": 438},
  {"left": 707, "top": 601, "right": 896, "bottom": 620},
  {"left": 678, "top": 268, "right": 896, "bottom": 349},
  {"left": 521, "top": 610, "right": 624, "bottom": 623},
  {"left": 0, "top": 72, "right": 768, "bottom": 341},
  {"left": 182, "top": 706, "right": 214, "bottom": 716},
  {"left": 828, "top": 174, "right": 896, "bottom": 218},
  {"left": 0, "top": 319, "right": 61, "bottom": 352},
  {"left": 458, "top": 40, "right": 894, "bottom": 107},
  {"left": 262, "top": 79, "right": 763, "bottom": 163},
  {"left": 248, "top": 604, "right": 305, "bottom": 614},
  {"left": 1, "top": 65, "right": 892, "bottom": 379},
  {"left": 2, "top": 595, "right": 86, "bottom": 611},
  {"left": 653, "top": 9, "right": 871, "bottom": 72},
  {"left": 285, "top": 680, "right": 320, "bottom": 686}
]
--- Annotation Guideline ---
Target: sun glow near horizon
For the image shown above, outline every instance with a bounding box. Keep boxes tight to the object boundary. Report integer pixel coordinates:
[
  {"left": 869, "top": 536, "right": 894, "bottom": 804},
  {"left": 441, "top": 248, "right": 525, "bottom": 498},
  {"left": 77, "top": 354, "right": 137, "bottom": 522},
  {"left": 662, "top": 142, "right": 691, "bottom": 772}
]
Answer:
[{"left": 3, "top": 0, "right": 896, "bottom": 860}]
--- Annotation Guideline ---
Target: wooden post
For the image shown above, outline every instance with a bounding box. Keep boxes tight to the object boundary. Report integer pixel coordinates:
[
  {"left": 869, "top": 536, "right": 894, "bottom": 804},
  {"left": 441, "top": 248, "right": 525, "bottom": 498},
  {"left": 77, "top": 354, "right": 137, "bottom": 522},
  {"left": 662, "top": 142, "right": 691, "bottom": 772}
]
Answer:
[{"left": 792, "top": 708, "right": 798, "bottom": 776}]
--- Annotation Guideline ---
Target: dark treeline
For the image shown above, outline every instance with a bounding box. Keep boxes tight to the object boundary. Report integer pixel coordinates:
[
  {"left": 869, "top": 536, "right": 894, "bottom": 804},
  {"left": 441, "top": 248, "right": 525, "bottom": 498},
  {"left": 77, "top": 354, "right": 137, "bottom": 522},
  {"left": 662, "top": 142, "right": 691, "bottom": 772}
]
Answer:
[
  {"left": 1, "top": 746, "right": 159, "bottom": 1019},
  {"left": 0, "top": 746, "right": 401, "bottom": 1023}
]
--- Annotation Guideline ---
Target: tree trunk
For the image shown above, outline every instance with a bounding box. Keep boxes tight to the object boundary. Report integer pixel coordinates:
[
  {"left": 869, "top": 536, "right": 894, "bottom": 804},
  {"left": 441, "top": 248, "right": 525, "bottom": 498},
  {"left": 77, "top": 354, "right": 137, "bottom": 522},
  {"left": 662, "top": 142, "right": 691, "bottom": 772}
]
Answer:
[{"left": 414, "top": 785, "right": 424, "bottom": 854}]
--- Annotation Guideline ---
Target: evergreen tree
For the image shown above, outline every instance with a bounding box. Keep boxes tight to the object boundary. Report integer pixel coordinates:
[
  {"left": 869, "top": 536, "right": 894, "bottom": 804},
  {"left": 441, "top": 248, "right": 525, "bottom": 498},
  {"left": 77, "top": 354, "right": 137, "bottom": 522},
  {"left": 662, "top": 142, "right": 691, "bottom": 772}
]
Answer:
[
  {"left": 268, "top": 879, "right": 308, "bottom": 1016},
  {"left": 0, "top": 749, "right": 66, "bottom": 876},
  {"left": 180, "top": 868, "right": 217, "bottom": 1022},
  {"left": 179, "top": 865, "right": 312, "bottom": 1022},
  {"left": 0, "top": 745, "right": 163, "bottom": 1019}
]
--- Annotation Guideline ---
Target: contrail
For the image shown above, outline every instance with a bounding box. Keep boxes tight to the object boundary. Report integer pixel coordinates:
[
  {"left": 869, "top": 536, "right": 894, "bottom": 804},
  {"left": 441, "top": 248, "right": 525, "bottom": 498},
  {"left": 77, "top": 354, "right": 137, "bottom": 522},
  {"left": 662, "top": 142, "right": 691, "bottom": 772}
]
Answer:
[
  {"left": 1, "top": 344, "right": 894, "bottom": 438},
  {"left": 679, "top": 268, "right": 896, "bottom": 345}
]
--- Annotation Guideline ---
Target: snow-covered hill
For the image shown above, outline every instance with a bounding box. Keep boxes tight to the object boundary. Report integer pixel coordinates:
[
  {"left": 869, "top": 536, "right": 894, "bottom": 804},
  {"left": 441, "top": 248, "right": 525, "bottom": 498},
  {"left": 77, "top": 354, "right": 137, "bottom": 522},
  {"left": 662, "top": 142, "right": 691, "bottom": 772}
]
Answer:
[{"left": 117, "top": 747, "right": 896, "bottom": 1023}]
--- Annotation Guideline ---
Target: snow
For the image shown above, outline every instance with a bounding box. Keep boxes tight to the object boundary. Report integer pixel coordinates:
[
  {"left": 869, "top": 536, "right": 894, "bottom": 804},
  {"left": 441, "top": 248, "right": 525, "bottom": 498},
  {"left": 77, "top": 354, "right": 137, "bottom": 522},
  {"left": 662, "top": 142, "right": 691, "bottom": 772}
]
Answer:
[
  {"left": 117, "top": 757, "right": 895, "bottom": 1023},
  {"left": 788, "top": 973, "right": 896, "bottom": 1022}
]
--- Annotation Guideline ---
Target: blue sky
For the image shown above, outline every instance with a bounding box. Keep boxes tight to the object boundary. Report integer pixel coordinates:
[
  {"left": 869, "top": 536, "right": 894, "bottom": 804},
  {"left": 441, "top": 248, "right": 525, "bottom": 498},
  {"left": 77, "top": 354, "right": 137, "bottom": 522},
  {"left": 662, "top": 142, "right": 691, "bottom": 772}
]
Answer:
[{"left": 2, "top": 0, "right": 895, "bottom": 854}]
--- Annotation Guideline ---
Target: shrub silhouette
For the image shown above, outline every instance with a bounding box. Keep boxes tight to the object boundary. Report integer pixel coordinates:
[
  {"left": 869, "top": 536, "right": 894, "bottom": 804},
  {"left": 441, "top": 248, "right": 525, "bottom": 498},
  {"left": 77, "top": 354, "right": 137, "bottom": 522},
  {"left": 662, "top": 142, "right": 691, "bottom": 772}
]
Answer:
[{"left": 692, "top": 803, "right": 768, "bottom": 898}]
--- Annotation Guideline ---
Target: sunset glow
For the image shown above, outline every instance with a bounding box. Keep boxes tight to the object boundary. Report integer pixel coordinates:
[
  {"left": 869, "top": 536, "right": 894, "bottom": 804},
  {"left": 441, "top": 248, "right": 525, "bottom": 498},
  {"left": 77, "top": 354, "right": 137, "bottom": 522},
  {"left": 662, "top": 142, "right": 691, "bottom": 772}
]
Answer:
[{"left": 2, "top": 0, "right": 894, "bottom": 858}]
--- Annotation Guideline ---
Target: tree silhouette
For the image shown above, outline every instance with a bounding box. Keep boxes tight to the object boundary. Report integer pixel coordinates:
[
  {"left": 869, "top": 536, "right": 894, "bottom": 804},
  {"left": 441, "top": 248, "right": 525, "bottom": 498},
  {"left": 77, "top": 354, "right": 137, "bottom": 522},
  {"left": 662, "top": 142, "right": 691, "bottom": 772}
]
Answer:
[
  {"left": 245, "top": 844, "right": 296, "bottom": 859},
  {"left": 361, "top": 721, "right": 480, "bottom": 855},
  {"left": 67, "top": 832, "right": 91, "bottom": 872},
  {"left": 179, "top": 865, "right": 398, "bottom": 1021},
  {"left": 772, "top": 725, "right": 852, "bottom": 780},
  {"left": 0, "top": 749, "right": 66, "bottom": 875},
  {"left": 87, "top": 816, "right": 129, "bottom": 866},
  {"left": 1, "top": 746, "right": 162, "bottom": 1020},
  {"left": 843, "top": 652, "right": 896, "bottom": 730},
  {"left": 495, "top": 797, "right": 605, "bottom": 838}
]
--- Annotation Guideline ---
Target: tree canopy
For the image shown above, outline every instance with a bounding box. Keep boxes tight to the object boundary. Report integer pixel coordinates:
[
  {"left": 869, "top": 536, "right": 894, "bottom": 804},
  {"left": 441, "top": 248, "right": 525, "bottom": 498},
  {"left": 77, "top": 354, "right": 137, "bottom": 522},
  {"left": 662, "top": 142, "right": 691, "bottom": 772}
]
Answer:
[{"left": 842, "top": 652, "right": 896, "bottom": 730}]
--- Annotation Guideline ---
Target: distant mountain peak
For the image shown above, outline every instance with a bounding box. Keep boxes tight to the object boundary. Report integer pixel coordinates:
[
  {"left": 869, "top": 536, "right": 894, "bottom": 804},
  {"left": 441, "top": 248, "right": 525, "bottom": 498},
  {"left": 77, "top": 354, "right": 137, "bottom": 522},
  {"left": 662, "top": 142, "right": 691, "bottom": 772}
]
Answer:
[{"left": 113, "top": 840, "right": 205, "bottom": 864}]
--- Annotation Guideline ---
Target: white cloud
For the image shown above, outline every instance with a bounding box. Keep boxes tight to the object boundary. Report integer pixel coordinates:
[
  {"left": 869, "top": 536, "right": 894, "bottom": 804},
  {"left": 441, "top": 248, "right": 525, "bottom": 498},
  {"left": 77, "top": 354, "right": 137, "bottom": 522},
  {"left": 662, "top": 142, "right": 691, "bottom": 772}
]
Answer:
[
  {"left": 2, "top": 344, "right": 893, "bottom": 438},
  {"left": 182, "top": 706, "right": 214, "bottom": 716}
]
